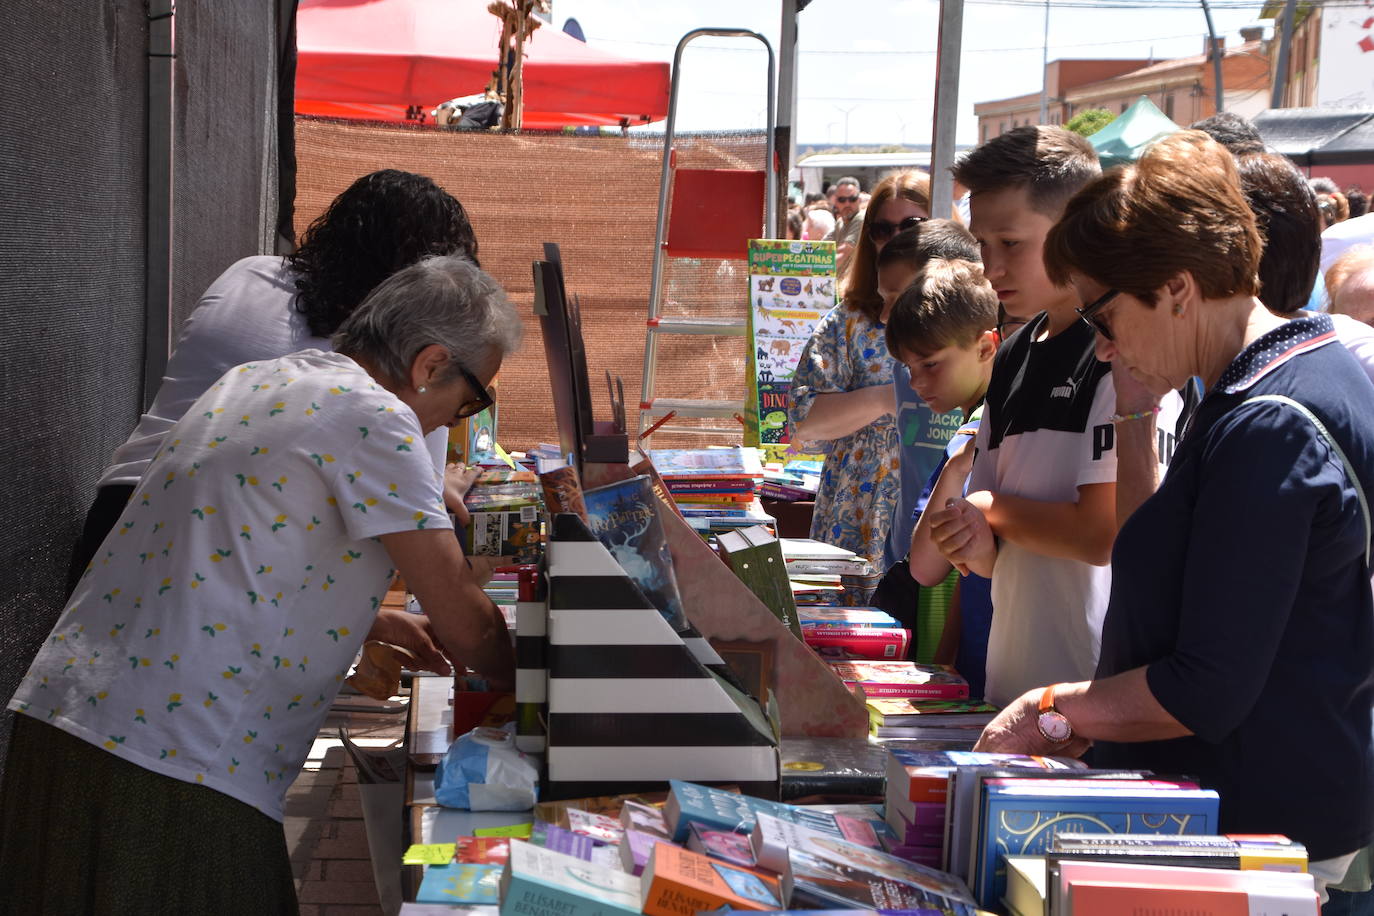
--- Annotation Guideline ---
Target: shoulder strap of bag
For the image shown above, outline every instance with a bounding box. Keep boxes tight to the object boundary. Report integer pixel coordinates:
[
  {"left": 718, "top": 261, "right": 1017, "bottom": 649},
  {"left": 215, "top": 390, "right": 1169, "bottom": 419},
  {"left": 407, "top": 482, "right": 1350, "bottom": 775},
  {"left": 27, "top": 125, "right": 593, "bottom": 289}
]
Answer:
[{"left": 1244, "top": 393, "right": 1372, "bottom": 568}]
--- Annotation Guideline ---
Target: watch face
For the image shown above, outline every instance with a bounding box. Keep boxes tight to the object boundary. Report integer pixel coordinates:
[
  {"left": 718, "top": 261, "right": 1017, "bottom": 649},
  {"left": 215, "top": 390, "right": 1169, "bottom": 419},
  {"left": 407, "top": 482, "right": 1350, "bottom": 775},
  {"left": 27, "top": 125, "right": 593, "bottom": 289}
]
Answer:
[{"left": 1037, "top": 710, "right": 1072, "bottom": 742}]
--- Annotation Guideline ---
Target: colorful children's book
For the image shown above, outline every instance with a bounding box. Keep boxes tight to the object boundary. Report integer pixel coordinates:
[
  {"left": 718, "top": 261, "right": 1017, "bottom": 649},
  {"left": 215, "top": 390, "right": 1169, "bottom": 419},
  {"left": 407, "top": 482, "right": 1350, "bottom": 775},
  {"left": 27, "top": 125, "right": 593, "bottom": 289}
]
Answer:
[
  {"left": 499, "top": 840, "right": 642, "bottom": 916},
  {"left": 744, "top": 239, "right": 836, "bottom": 462},
  {"left": 641, "top": 842, "right": 784, "bottom": 915},
  {"left": 829, "top": 661, "right": 969, "bottom": 699},
  {"left": 799, "top": 607, "right": 902, "bottom": 628},
  {"left": 582, "top": 475, "right": 687, "bottom": 631},
  {"left": 867, "top": 697, "right": 999, "bottom": 728},
  {"left": 804, "top": 627, "right": 911, "bottom": 659},
  {"left": 649, "top": 447, "right": 765, "bottom": 479},
  {"left": 416, "top": 862, "right": 502, "bottom": 905}
]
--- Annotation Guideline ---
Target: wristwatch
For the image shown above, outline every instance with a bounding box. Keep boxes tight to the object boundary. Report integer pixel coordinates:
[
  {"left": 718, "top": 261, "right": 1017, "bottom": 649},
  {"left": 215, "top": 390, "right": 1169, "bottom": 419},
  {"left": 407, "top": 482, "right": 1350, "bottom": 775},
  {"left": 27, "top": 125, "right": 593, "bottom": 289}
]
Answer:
[{"left": 1036, "top": 684, "right": 1074, "bottom": 744}]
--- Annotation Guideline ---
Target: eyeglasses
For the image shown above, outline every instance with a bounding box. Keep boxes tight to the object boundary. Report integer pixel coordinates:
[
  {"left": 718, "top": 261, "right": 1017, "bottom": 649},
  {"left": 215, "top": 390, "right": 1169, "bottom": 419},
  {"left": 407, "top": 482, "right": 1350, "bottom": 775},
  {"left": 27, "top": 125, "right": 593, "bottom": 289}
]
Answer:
[
  {"left": 1076, "top": 288, "right": 1120, "bottom": 340},
  {"left": 868, "top": 215, "right": 927, "bottom": 242},
  {"left": 997, "top": 316, "right": 1028, "bottom": 340},
  {"left": 834, "top": 195, "right": 860, "bottom": 203},
  {"left": 453, "top": 363, "right": 495, "bottom": 418}
]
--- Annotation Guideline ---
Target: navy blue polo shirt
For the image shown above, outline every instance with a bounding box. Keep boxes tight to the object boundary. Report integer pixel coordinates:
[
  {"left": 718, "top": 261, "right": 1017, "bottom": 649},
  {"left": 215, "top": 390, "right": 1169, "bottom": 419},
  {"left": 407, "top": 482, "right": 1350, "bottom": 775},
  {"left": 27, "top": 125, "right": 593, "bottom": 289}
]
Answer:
[{"left": 1094, "top": 315, "right": 1374, "bottom": 861}]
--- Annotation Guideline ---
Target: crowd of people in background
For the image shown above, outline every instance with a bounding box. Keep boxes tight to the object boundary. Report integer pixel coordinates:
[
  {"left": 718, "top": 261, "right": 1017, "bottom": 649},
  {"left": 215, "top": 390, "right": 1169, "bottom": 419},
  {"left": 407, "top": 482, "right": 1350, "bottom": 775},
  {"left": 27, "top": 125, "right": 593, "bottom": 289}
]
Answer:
[{"left": 788, "top": 112, "right": 1374, "bottom": 910}]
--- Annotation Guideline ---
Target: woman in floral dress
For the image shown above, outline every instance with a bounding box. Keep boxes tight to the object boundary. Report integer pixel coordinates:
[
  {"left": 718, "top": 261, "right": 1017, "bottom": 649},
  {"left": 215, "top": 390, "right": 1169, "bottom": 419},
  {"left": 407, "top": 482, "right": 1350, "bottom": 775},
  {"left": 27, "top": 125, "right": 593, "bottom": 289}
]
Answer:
[{"left": 789, "top": 171, "right": 935, "bottom": 574}]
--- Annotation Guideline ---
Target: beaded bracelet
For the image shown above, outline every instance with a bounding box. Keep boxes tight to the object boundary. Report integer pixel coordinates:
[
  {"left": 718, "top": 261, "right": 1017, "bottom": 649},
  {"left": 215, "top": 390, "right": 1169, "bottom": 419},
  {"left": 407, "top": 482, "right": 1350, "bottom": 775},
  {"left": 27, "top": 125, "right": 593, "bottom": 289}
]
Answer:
[{"left": 1108, "top": 405, "right": 1162, "bottom": 423}]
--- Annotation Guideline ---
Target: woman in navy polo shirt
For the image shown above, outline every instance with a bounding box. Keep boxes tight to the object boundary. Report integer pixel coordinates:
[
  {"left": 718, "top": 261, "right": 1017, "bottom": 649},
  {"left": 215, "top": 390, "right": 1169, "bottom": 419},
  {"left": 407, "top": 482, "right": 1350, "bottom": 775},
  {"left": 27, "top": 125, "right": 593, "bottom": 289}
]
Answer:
[{"left": 974, "top": 130, "right": 1374, "bottom": 898}]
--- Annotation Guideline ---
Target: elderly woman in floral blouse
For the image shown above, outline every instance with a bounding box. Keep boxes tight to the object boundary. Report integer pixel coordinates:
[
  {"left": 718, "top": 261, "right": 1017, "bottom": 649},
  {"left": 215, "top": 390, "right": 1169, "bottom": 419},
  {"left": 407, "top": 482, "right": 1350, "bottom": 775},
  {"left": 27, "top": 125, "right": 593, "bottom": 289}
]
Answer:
[{"left": 1, "top": 255, "right": 518, "bottom": 913}]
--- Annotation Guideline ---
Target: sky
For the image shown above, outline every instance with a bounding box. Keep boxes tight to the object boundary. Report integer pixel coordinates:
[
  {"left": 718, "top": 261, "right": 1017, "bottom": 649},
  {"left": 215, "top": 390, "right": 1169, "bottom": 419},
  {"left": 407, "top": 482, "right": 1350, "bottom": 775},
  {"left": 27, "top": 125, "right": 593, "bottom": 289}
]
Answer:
[{"left": 552, "top": 0, "right": 1272, "bottom": 146}]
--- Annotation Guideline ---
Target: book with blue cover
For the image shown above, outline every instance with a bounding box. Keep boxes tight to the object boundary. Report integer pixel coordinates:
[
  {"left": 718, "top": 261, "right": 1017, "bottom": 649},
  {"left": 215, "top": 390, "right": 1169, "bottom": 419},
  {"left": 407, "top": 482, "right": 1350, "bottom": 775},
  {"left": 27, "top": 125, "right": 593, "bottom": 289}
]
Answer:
[
  {"left": 582, "top": 475, "right": 686, "bottom": 631},
  {"left": 416, "top": 862, "right": 501, "bottom": 904},
  {"left": 665, "top": 780, "right": 850, "bottom": 844},
  {"left": 498, "top": 839, "right": 642, "bottom": 916},
  {"left": 971, "top": 778, "right": 1220, "bottom": 907}
]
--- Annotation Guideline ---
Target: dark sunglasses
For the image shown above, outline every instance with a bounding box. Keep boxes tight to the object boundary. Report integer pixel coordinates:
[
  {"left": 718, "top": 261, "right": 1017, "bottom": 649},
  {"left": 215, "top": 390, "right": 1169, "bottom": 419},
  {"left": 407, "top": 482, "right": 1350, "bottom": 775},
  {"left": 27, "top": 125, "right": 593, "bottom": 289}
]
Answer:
[
  {"left": 868, "top": 215, "right": 927, "bottom": 242},
  {"left": 454, "top": 363, "right": 495, "bottom": 418},
  {"left": 997, "top": 316, "right": 1028, "bottom": 340},
  {"left": 834, "top": 195, "right": 860, "bottom": 203},
  {"left": 1076, "top": 288, "right": 1120, "bottom": 340}
]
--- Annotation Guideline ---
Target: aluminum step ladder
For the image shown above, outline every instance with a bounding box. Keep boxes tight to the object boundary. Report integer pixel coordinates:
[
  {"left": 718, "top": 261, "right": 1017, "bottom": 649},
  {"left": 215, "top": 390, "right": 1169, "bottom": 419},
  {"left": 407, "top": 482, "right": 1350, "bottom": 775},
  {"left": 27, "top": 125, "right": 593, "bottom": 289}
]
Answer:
[{"left": 638, "top": 28, "right": 778, "bottom": 443}]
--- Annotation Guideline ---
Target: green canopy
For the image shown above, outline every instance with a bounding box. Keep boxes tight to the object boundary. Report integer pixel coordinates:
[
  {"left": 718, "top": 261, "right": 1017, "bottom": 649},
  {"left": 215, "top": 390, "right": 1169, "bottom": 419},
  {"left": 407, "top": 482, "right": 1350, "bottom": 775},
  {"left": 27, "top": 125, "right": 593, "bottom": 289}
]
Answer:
[{"left": 1087, "top": 95, "right": 1181, "bottom": 168}]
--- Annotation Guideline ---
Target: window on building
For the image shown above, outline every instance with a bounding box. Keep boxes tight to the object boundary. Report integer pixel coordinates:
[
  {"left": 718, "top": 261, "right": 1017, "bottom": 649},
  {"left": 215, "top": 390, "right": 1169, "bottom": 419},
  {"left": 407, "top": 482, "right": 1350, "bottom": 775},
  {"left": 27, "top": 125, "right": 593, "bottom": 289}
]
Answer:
[
  {"left": 1121, "top": 101, "right": 1129, "bottom": 113},
  {"left": 1164, "top": 93, "right": 1174, "bottom": 119},
  {"left": 981, "top": 123, "right": 988, "bottom": 142}
]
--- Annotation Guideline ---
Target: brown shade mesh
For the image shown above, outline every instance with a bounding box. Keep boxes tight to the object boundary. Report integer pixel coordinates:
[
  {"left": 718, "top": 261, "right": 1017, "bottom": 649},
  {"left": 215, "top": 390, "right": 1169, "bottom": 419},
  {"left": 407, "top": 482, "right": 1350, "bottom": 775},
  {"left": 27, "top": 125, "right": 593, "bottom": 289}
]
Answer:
[{"left": 294, "top": 117, "right": 770, "bottom": 450}]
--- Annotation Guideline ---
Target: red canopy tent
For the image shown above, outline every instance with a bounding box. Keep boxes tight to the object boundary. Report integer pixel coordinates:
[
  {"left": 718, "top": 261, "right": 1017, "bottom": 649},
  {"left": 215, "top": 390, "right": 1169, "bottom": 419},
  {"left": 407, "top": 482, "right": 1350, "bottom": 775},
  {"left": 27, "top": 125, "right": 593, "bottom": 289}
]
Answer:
[{"left": 295, "top": 0, "right": 670, "bottom": 129}]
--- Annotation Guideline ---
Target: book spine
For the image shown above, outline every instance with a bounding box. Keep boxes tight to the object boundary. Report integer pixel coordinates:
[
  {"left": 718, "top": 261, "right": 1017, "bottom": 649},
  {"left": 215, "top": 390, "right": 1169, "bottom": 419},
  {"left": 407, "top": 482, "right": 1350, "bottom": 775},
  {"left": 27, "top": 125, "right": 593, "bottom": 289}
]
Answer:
[
  {"left": 515, "top": 566, "right": 547, "bottom": 753},
  {"left": 499, "top": 877, "right": 606, "bottom": 916},
  {"left": 803, "top": 629, "right": 909, "bottom": 659},
  {"left": 852, "top": 683, "right": 970, "bottom": 699}
]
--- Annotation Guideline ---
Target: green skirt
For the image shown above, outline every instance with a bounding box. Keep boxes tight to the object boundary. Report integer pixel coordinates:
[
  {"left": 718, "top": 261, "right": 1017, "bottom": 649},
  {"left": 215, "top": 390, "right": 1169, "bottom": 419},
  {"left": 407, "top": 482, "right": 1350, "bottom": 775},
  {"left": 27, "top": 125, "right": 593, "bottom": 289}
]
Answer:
[{"left": 0, "top": 715, "right": 298, "bottom": 915}]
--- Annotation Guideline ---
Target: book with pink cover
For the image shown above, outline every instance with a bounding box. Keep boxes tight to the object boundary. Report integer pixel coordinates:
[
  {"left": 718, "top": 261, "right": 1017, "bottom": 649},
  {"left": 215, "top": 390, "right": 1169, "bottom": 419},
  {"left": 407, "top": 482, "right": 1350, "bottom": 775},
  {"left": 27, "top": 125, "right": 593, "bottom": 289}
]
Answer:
[{"left": 829, "top": 661, "right": 969, "bottom": 699}]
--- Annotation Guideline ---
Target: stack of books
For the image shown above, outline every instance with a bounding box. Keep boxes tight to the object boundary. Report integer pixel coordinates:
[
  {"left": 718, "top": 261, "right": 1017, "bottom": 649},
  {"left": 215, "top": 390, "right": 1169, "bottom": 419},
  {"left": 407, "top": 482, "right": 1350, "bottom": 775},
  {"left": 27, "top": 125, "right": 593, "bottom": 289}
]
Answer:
[
  {"left": 778, "top": 537, "right": 881, "bottom": 606},
  {"left": 799, "top": 606, "right": 912, "bottom": 660},
  {"left": 950, "top": 773, "right": 1223, "bottom": 908},
  {"left": 648, "top": 447, "right": 773, "bottom": 538},
  {"left": 882, "top": 749, "right": 1086, "bottom": 871},
  {"left": 414, "top": 781, "right": 992, "bottom": 914},
  {"left": 461, "top": 467, "right": 544, "bottom": 564},
  {"left": 866, "top": 696, "right": 999, "bottom": 740},
  {"left": 757, "top": 459, "right": 821, "bottom": 502},
  {"left": 1005, "top": 834, "right": 1313, "bottom": 916}
]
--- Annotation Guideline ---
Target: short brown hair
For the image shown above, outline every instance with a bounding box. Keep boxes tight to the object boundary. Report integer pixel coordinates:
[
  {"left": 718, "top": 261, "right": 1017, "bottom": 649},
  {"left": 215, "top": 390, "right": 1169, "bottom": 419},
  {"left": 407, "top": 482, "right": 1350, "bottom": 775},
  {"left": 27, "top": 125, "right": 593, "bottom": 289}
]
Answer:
[
  {"left": 1044, "top": 130, "right": 1261, "bottom": 306},
  {"left": 952, "top": 125, "right": 1100, "bottom": 217},
  {"left": 841, "top": 169, "right": 935, "bottom": 322},
  {"left": 886, "top": 258, "right": 998, "bottom": 358},
  {"left": 876, "top": 219, "right": 979, "bottom": 271}
]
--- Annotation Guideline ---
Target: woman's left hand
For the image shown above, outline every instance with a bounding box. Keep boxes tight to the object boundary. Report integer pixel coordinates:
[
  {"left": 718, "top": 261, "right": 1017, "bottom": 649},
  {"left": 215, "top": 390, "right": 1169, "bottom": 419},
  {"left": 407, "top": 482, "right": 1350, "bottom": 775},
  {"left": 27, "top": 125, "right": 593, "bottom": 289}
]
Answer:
[
  {"left": 443, "top": 463, "right": 482, "bottom": 524},
  {"left": 975, "top": 687, "right": 1092, "bottom": 758},
  {"left": 365, "top": 608, "right": 452, "bottom": 675}
]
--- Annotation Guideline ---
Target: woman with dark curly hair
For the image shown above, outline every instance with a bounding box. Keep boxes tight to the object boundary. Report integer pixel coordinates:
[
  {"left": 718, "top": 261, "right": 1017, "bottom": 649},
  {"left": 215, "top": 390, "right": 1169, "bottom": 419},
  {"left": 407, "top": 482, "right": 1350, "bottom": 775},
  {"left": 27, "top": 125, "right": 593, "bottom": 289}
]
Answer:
[
  {"left": 68, "top": 171, "right": 483, "bottom": 661},
  {"left": 287, "top": 169, "right": 479, "bottom": 337}
]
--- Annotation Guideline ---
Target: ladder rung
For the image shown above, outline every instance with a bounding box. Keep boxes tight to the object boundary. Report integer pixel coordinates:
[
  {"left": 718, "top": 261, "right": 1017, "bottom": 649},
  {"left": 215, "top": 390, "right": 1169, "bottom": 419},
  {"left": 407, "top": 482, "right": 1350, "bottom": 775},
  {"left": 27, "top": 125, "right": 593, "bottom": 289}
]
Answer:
[
  {"left": 646, "top": 425, "right": 743, "bottom": 437},
  {"left": 648, "top": 317, "right": 747, "bottom": 336},
  {"left": 641, "top": 397, "right": 745, "bottom": 418}
]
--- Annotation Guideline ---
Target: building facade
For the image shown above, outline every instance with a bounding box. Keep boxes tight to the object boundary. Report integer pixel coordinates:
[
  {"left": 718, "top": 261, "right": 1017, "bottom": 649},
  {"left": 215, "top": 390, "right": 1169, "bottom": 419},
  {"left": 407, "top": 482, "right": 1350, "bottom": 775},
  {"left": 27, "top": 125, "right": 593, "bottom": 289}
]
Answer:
[{"left": 975, "top": 35, "right": 1271, "bottom": 142}]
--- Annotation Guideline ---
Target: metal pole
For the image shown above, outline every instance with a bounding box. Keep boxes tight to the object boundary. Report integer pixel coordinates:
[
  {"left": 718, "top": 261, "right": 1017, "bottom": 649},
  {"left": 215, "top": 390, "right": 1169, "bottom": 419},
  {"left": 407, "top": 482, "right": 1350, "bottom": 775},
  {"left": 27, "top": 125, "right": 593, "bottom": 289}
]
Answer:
[
  {"left": 144, "top": 0, "right": 176, "bottom": 410},
  {"left": 1270, "top": 0, "right": 1298, "bottom": 108},
  {"left": 1200, "top": 0, "right": 1225, "bottom": 115},
  {"left": 1038, "top": 0, "right": 1050, "bottom": 124},
  {"left": 930, "top": 0, "right": 964, "bottom": 218},
  {"left": 777, "top": 0, "right": 801, "bottom": 234}
]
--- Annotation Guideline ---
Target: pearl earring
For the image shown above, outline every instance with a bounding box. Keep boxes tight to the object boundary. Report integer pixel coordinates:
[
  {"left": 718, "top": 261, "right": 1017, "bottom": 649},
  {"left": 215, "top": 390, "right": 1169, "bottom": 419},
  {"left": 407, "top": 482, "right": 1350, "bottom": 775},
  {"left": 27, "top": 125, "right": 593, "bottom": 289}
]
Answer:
[{"left": 417, "top": 386, "right": 428, "bottom": 394}]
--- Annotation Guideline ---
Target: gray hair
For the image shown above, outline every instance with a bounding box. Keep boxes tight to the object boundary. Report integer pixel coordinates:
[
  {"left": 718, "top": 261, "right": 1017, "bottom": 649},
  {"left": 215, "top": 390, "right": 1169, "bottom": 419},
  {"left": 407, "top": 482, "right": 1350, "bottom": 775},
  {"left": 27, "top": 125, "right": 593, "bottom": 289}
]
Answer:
[
  {"left": 331, "top": 254, "right": 521, "bottom": 385},
  {"left": 835, "top": 176, "right": 861, "bottom": 191}
]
